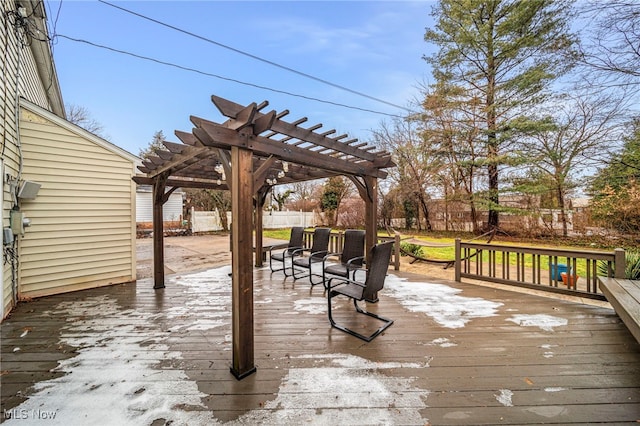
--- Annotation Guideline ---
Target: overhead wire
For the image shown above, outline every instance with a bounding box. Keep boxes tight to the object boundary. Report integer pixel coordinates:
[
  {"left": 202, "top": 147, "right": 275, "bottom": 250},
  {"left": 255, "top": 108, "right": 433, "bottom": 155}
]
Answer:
[
  {"left": 56, "top": 34, "right": 406, "bottom": 119},
  {"left": 96, "top": 0, "right": 413, "bottom": 114}
]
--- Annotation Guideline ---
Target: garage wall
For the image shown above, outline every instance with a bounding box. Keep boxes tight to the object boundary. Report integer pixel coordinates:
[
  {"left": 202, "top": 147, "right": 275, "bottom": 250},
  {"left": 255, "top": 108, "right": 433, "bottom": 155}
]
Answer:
[{"left": 17, "top": 101, "right": 137, "bottom": 298}]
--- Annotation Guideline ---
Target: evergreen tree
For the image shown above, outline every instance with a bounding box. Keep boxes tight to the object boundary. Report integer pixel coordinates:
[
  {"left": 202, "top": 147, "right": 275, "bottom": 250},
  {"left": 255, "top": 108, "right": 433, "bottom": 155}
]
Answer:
[
  {"left": 139, "top": 131, "right": 166, "bottom": 160},
  {"left": 424, "top": 0, "right": 577, "bottom": 230}
]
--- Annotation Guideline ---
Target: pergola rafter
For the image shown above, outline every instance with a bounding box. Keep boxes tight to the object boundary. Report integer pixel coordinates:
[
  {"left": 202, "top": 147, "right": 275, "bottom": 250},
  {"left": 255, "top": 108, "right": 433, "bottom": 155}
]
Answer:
[{"left": 132, "top": 94, "right": 395, "bottom": 380}]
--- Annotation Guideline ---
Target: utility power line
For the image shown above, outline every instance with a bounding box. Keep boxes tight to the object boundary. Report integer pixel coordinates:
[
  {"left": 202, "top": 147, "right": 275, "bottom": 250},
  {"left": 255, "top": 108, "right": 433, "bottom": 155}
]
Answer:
[
  {"left": 57, "top": 34, "right": 406, "bottom": 119},
  {"left": 97, "top": 0, "right": 413, "bottom": 114}
]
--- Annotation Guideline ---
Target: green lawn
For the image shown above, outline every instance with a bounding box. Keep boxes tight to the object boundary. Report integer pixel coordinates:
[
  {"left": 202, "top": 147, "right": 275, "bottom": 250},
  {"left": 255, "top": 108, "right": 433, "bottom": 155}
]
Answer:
[{"left": 263, "top": 228, "right": 602, "bottom": 277}]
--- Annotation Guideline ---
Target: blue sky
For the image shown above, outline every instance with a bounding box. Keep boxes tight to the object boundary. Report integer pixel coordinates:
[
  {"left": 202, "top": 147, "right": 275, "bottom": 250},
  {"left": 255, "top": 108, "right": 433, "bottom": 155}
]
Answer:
[{"left": 46, "top": 1, "right": 436, "bottom": 157}]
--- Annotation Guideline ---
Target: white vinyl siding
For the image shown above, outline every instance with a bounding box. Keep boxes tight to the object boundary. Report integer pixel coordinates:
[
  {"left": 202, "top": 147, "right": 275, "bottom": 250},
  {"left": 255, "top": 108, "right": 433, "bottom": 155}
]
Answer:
[
  {"left": 17, "top": 105, "right": 136, "bottom": 298},
  {"left": 136, "top": 191, "right": 183, "bottom": 223}
]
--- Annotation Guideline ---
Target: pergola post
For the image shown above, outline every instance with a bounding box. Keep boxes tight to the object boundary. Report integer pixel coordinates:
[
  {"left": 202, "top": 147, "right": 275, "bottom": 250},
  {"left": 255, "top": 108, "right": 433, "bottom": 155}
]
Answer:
[
  {"left": 349, "top": 175, "right": 380, "bottom": 302},
  {"left": 363, "top": 176, "right": 379, "bottom": 302},
  {"left": 230, "top": 146, "right": 256, "bottom": 379},
  {"left": 254, "top": 186, "right": 270, "bottom": 267},
  {"left": 363, "top": 176, "right": 378, "bottom": 260},
  {"left": 152, "top": 174, "right": 169, "bottom": 290}
]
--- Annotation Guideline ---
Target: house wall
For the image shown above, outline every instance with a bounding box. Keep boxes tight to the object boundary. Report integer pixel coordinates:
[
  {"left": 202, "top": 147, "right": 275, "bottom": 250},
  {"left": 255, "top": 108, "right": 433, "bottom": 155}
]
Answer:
[
  {"left": 17, "top": 103, "right": 137, "bottom": 298},
  {"left": 1, "top": 0, "right": 63, "bottom": 316},
  {"left": 136, "top": 191, "right": 183, "bottom": 223}
]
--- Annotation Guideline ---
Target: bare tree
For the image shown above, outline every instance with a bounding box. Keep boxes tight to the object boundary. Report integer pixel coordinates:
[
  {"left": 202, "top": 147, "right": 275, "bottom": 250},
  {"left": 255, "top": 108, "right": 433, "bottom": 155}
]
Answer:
[
  {"left": 420, "top": 82, "right": 486, "bottom": 232},
  {"left": 525, "top": 92, "right": 624, "bottom": 236},
  {"left": 287, "top": 181, "right": 321, "bottom": 212},
  {"left": 577, "top": 1, "right": 640, "bottom": 89},
  {"left": 65, "top": 104, "right": 109, "bottom": 140},
  {"left": 372, "top": 118, "right": 439, "bottom": 231}
]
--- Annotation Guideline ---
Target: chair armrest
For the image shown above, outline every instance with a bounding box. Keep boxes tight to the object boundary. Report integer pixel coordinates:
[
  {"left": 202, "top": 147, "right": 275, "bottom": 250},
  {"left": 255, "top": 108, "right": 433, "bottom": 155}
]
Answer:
[
  {"left": 346, "top": 256, "right": 365, "bottom": 268},
  {"left": 269, "top": 244, "right": 301, "bottom": 255},
  {"left": 310, "top": 249, "right": 330, "bottom": 259},
  {"left": 327, "top": 275, "right": 367, "bottom": 290},
  {"left": 290, "top": 247, "right": 308, "bottom": 257},
  {"left": 322, "top": 251, "right": 342, "bottom": 262}
]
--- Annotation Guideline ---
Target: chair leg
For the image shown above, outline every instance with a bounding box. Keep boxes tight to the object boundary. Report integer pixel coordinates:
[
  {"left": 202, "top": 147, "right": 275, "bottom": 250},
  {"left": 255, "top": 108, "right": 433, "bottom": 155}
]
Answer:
[
  {"left": 291, "top": 261, "right": 308, "bottom": 281},
  {"left": 292, "top": 260, "right": 324, "bottom": 285},
  {"left": 327, "top": 291, "right": 393, "bottom": 342},
  {"left": 270, "top": 254, "right": 293, "bottom": 276}
]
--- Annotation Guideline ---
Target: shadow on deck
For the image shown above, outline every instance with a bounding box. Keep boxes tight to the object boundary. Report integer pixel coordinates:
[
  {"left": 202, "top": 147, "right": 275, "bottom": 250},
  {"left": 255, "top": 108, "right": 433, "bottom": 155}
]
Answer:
[{"left": 2, "top": 266, "right": 640, "bottom": 425}]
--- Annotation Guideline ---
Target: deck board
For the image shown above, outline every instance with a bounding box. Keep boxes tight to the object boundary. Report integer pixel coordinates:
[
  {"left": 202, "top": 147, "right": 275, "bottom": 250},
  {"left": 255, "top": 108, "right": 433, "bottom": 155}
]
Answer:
[{"left": 2, "top": 266, "right": 640, "bottom": 425}]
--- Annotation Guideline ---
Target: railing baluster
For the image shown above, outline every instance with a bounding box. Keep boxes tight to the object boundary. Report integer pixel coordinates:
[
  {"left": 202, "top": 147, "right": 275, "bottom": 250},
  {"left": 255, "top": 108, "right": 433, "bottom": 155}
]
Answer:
[{"left": 455, "top": 241, "right": 621, "bottom": 301}]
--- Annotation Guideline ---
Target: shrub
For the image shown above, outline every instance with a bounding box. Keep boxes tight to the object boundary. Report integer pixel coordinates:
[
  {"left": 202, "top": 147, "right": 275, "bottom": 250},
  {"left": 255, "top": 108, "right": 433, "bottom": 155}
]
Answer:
[
  {"left": 400, "top": 242, "right": 423, "bottom": 258},
  {"left": 598, "top": 250, "right": 640, "bottom": 279},
  {"left": 625, "top": 250, "right": 640, "bottom": 280}
]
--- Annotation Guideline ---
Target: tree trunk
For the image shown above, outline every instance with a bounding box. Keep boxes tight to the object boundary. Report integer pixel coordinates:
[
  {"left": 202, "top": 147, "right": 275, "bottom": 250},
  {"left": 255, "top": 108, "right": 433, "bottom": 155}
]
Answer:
[
  {"left": 418, "top": 193, "right": 433, "bottom": 231},
  {"left": 486, "top": 14, "right": 499, "bottom": 231},
  {"left": 557, "top": 185, "right": 568, "bottom": 237},
  {"left": 218, "top": 207, "right": 229, "bottom": 232},
  {"left": 470, "top": 202, "right": 479, "bottom": 233}
]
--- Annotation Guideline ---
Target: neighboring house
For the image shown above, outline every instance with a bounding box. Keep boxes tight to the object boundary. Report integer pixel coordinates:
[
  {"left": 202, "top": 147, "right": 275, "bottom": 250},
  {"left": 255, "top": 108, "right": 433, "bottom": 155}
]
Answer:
[
  {"left": 1, "top": 0, "right": 137, "bottom": 318},
  {"left": 136, "top": 184, "right": 184, "bottom": 227}
]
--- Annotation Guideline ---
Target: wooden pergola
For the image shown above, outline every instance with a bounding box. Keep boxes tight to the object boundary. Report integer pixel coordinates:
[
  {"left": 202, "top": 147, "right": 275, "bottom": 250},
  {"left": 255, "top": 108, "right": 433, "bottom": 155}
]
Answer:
[{"left": 133, "top": 95, "right": 395, "bottom": 379}]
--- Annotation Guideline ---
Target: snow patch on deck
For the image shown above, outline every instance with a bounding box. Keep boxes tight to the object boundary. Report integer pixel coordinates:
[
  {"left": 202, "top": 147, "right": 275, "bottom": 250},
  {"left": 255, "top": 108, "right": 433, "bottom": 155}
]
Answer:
[
  {"left": 507, "top": 314, "right": 568, "bottom": 331},
  {"left": 495, "top": 389, "right": 514, "bottom": 406},
  {"left": 235, "top": 353, "right": 431, "bottom": 425},
  {"left": 293, "top": 298, "right": 326, "bottom": 315},
  {"left": 4, "top": 296, "right": 216, "bottom": 425},
  {"left": 385, "top": 275, "right": 503, "bottom": 328}
]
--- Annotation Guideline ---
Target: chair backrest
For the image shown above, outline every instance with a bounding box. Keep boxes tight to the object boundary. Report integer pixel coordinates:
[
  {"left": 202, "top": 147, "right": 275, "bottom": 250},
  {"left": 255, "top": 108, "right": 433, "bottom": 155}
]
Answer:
[
  {"left": 288, "top": 227, "right": 304, "bottom": 248},
  {"left": 309, "top": 227, "right": 331, "bottom": 258},
  {"left": 340, "top": 229, "right": 365, "bottom": 266},
  {"left": 362, "top": 241, "right": 394, "bottom": 301}
]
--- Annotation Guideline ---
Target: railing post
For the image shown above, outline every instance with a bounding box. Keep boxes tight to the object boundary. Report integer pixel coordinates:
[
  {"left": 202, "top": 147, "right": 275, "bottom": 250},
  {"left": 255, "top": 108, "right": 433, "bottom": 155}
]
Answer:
[
  {"left": 455, "top": 238, "right": 461, "bottom": 282},
  {"left": 394, "top": 232, "right": 400, "bottom": 271},
  {"left": 614, "top": 248, "right": 626, "bottom": 278}
]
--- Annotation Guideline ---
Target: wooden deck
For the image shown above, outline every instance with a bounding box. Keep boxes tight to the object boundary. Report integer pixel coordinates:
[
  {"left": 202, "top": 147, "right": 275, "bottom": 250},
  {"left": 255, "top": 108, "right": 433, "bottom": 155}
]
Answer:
[{"left": 2, "top": 265, "right": 640, "bottom": 425}]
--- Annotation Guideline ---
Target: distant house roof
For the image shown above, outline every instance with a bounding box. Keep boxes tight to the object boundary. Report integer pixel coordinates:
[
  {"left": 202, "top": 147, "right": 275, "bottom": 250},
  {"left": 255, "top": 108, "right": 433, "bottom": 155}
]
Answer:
[{"left": 571, "top": 197, "right": 591, "bottom": 208}]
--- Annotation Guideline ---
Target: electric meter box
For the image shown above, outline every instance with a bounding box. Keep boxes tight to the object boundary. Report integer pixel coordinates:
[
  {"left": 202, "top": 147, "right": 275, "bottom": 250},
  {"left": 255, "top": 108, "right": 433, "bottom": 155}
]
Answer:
[{"left": 10, "top": 211, "right": 30, "bottom": 236}]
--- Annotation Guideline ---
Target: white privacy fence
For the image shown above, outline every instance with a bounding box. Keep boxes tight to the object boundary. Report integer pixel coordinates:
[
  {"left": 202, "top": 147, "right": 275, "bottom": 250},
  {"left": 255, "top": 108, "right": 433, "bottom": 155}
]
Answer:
[
  {"left": 263, "top": 211, "right": 315, "bottom": 229},
  {"left": 191, "top": 208, "right": 316, "bottom": 232}
]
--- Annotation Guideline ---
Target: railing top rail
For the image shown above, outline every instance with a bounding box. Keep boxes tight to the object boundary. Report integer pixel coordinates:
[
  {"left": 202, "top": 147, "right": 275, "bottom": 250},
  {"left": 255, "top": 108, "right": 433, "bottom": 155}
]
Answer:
[{"left": 459, "top": 241, "right": 618, "bottom": 261}]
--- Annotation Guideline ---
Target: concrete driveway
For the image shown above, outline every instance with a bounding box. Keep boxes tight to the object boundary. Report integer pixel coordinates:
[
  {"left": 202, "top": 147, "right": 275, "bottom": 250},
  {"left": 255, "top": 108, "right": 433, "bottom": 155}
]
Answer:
[{"left": 136, "top": 234, "right": 287, "bottom": 279}]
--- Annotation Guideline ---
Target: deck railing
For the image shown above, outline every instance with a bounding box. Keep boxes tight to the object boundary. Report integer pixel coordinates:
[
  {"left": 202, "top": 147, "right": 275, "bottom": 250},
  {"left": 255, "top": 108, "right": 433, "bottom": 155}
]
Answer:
[
  {"left": 302, "top": 230, "right": 401, "bottom": 271},
  {"left": 455, "top": 239, "right": 626, "bottom": 300}
]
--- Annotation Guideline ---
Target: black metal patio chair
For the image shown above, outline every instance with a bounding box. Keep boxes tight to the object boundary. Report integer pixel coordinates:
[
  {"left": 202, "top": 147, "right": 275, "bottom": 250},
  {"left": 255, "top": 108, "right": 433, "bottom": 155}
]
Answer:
[
  {"left": 290, "top": 227, "right": 331, "bottom": 282},
  {"left": 269, "top": 226, "right": 305, "bottom": 276},
  {"left": 326, "top": 241, "right": 395, "bottom": 342},
  {"left": 321, "top": 229, "right": 365, "bottom": 288}
]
